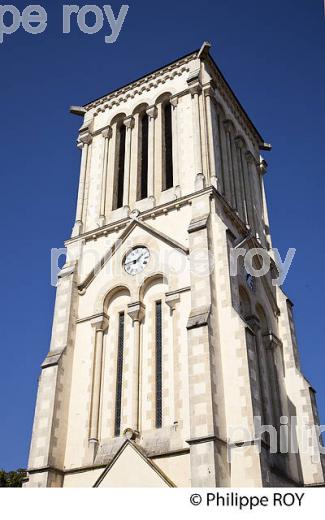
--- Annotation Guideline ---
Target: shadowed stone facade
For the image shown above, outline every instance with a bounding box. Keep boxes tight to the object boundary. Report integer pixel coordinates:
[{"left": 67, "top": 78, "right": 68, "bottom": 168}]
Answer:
[{"left": 25, "top": 43, "right": 324, "bottom": 488}]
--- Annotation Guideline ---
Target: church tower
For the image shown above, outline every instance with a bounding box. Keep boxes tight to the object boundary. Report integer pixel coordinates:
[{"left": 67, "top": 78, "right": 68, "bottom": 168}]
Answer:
[{"left": 25, "top": 43, "right": 324, "bottom": 487}]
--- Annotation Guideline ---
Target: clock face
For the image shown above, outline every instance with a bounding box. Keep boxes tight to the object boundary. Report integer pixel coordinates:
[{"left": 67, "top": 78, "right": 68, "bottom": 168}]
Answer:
[{"left": 123, "top": 246, "right": 150, "bottom": 276}]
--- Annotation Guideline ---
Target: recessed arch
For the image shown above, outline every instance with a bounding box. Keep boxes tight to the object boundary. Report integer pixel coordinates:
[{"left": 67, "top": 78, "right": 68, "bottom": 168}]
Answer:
[
  {"left": 132, "top": 102, "right": 149, "bottom": 116},
  {"left": 109, "top": 112, "right": 127, "bottom": 127},
  {"left": 155, "top": 92, "right": 172, "bottom": 106},
  {"left": 239, "top": 285, "right": 252, "bottom": 320},
  {"left": 139, "top": 273, "right": 168, "bottom": 302},
  {"left": 103, "top": 285, "right": 131, "bottom": 313}
]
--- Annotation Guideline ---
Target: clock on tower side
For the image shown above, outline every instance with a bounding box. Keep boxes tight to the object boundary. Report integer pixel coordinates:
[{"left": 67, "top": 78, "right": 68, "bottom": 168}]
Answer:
[{"left": 25, "top": 43, "right": 324, "bottom": 488}]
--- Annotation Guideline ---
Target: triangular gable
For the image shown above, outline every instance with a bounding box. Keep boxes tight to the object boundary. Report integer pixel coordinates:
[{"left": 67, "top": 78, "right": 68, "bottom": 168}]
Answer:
[
  {"left": 93, "top": 440, "right": 175, "bottom": 488},
  {"left": 79, "top": 218, "right": 189, "bottom": 292}
]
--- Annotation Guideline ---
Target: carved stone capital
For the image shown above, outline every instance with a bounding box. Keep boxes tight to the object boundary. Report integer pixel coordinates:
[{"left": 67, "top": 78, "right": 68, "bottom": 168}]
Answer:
[
  {"left": 78, "top": 132, "right": 92, "bottom": 147},
  {"left": 127, "top": 301, "right": 145, "bottom": 323},
  {"left": 165, "top": 292, "right": 180, "bottom": 311},
  {"left": 203, "top": 85, "right": 215, "bottom": 98},
  {"left": 189, "top": 83, "right": 202, "bottom": 96},
  {"left": 245, "top": 314, "right": 260, "bottom": 333},
  {"left": 223, "top": 119, "right": 235, "bottom": 133},
  {"left": 234, "top": 136, "right": 245, "bottom": 149},
  {"left": 101, "top": 126, "right": 112, "bottom": 139},
  {"left": 91, "top": 314, "right": 109, "bottom": 332},
  {"left": 245, "top": 151, "right": 256, "bottom": 165},
  {"left": 146, "top": 105, "right": 158, "bottom": 119},
  {"left": 123, "top": 115, "right": 135, "bottom": 129},
  {"left": 262, "top": 332, "right": 282, "bottom": 350},
  {"left": 169, "top": 96, "right": 179, "bottom": 108}
]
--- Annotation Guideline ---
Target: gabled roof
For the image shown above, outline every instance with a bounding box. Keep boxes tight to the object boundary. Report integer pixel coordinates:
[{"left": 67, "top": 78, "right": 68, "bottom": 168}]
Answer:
[
  {"left": 93, "top": 439, "right": 175, "bottom": 487},
  {"left": 78, "top": 217, "right": 189, "bottom": 292}
]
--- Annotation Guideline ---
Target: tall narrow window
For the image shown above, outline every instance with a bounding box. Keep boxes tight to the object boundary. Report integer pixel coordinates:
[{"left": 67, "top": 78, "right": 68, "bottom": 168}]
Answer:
[
  {"left": 155, "top": 301, "right": 162, "bottom": 428},
  {"left": 216, "top": 111, "right": 225, "bottom": 195},
  {"left": 114, "top": 312, "right": 125, "bottom": 436},
  {"left": 163, "top": 102, "right": 173, "bottom": 190},
  {"left": 139, "top": 112, "right": 149, "bottom": 200},
  {"left": 115, "top": 124, "right": 126, "bottom": 209},
  {"left": 238, "top": 147, "right": 249, "bottom": 224}
]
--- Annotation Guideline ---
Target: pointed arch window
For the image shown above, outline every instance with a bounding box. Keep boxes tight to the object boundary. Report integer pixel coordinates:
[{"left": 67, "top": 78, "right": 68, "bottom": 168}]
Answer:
[
  {"left": 138, "top": 112, "right": 149, "bottom": 200},
  {"left": 114, "top": 123, "right": 126, "bottom": 210},
  {"left": 162, "top": 102, "right": 173, "bottom": 191}
]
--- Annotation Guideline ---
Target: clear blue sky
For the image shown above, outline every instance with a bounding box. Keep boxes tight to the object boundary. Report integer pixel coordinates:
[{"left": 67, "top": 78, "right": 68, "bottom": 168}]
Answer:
[{"left": 0, "top": 0, "right": 324, "bottom": 470}]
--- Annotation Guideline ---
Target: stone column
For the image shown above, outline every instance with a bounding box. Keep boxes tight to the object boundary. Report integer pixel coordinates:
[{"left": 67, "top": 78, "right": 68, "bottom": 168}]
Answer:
[
  {"left": 146, "top": 105, "right": 158, "bottom": 200},
  {"left": 223, "top": 122, "right": 237, "bottom": 209},
  {"left": 234, "top": 137, "right": 249, "bottom": 225},
  {"left": 123, "top": 115, "right": 135, "bottom": 208},
  {"left": 203, "top": 86, "right": 218, "bottom": 189},
  {"left": 170, "top": 96, "right": 180, "bottom": 190},
  {"left": 189, "top": 84, "right": 203, "bottom": 178},
  {"left": 245, "top": 151, "right": 259, "bottom": 235},
  {"left": 99, "top": 127, "right": 112, "bottom": 227},
  {"left": 72, "top": 132, "right": 92, "bottom": 236},
  {"left": 166, "top": 293, "right": 180, "bottom": 424},
  {"left": 89, "top": 314, "right": 109, "bottom": 459},
  {"left": 263, "top": 332, "right": 284, "bottom": 433},
  {"left": 127, "top": 301, "right": 145, "bottom": 433}
]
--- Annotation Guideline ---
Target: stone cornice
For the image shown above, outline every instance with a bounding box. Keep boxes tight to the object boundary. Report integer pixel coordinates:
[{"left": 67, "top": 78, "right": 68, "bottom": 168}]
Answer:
[{"left": 85, "top": 54, "right": 195, "bottom": 116}]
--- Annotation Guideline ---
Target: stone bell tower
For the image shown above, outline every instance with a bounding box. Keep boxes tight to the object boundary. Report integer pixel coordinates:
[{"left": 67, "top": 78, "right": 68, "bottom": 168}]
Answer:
[{"left": 25, "top": 42, "right": 324, "bottom": 487}]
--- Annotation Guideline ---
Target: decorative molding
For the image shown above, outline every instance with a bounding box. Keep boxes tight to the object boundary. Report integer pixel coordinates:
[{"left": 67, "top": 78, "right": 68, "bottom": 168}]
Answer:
[
  {"left": 93, "top": 439, "right": 176, "bottom": 488},
  {"left": 187, "top": 68, "right": 201, "bottom": 85},
  {"left": 165, "top": 292, "right": 180, "bottom": 311},
  {"left": 262, "top": 331, "right": 282, "bottom": 350},
  {"left": 245, "top": 150, "right": 257, "bottom": 165},
  {"left": 245, "top": 314, "right": 260, "bottom": 333},
  {"left": 187, "top": 306, "right": 211, "bottom": 330},
  {"left": 127, "top": 301, "right": 145, "bottom": 323},
  {"left": 169, "top": 95, "right": 179, "bottom": 107},
  {"left": 90, "top": 313, "right": 109, "bottom": 331},
  {"left": 78, "top": 132, "right": 92, "bottom": 146},
  {"left": 165, "top": 287, "right": 191, "bottom": 297},
  {"left": 77, "top": 218, "right": 189, "bottom": 293},
  {"left": 188, "top": 83, "right": 202, "bottom": 96},
  {"left": 101, "top": 126, "right": 112, "bottom": 139},
  {"left": 86, "top": 56, "right": 194, "bottom": 116},
  {"left": 77, "top": 312, "right": 109, "bottom": 324},
  {"left": 223, "top": 118, "right": 235, "bottom": 133},
  {"left": 123, "top": 115, "right": 135, "bottom": 129},
  {"left": 188, "top": 215, "right": 209, "bottom": 234},
  {"left": 186, "top": 434, "right": 227, "bottom": 447},
  {"left": 146, "top": 105, "right": 158, "bottom": 119},
  {"left": 41, "top": 349, "right": 65, "bottom": 369},
  {"left": 234, "top": 135, "right": 245, "bottom": 149}
]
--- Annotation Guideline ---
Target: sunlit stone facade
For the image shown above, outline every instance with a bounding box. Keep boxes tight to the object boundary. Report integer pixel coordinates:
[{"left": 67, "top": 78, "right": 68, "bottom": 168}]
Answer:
[{"left": 25, "top": 43, "right": 324, "bottom": 488}]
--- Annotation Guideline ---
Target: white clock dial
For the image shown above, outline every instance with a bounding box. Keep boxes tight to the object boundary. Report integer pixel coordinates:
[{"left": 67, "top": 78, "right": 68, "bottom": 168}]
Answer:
[{"left": 123, "top": 246, "right": 150, "bottom": 275}]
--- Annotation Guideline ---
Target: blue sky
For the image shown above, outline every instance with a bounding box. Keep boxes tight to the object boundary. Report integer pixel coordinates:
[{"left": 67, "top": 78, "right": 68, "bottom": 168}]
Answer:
[{"left": 0, "top": 0, "right": 324, "bottom": 470}]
